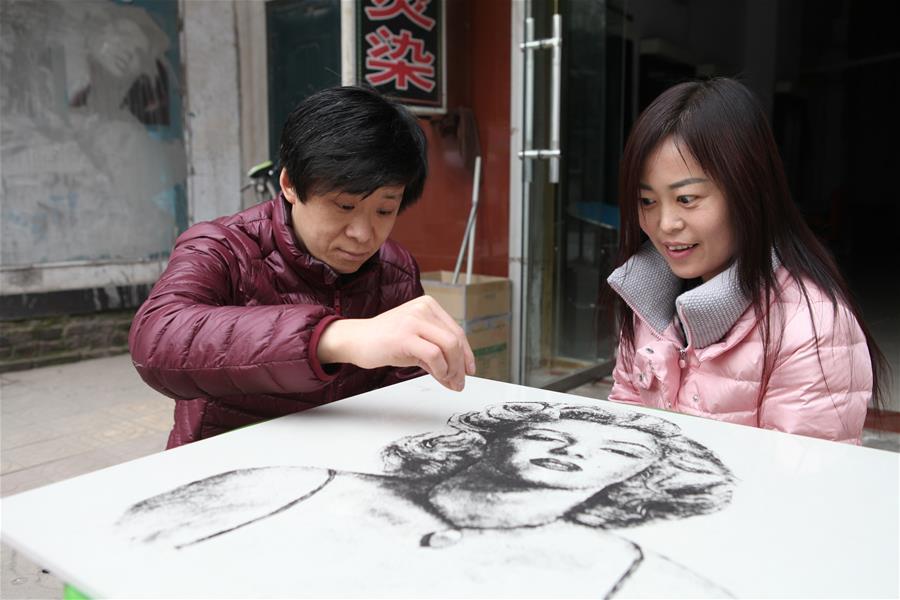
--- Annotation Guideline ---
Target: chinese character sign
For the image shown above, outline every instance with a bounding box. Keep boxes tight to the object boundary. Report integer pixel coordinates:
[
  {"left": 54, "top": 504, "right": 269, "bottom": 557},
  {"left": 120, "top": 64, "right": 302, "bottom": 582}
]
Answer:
[{"left": 359, "top": 0, "right": 444, "bottom": 112}]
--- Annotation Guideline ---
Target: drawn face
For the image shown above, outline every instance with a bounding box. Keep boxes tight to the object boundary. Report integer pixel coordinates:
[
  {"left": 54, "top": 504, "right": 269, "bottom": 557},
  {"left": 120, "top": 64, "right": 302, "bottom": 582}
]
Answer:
[
  {"left": 282, "top": 169, "right": 402, "bottom": 274},
  {"left": 638, "top": 137, "right": 736, "bottom": 282},
  {"left": 89, "top": 19, "right": 150, "bottom": 78},
  {"left": 485, "top": 420, "right": 660, "bottom": 490}
]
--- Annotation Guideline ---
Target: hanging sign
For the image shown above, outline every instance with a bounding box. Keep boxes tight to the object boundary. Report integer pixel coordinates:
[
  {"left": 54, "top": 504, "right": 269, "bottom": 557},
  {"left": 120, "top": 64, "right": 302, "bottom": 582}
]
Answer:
[{"left": 358, "top": 0, "right": 445, "bottom": 114}]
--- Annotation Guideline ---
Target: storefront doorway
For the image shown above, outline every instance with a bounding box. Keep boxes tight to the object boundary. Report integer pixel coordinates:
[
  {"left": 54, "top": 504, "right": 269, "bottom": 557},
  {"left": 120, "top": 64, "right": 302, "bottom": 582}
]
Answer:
[{"left": 512, "top": 0, "right": 632, "bottom": 389}]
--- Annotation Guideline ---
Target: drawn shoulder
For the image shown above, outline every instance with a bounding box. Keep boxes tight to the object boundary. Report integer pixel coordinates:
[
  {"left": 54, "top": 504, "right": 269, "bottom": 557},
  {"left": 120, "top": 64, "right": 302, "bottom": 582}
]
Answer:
[
  {"left": 613, "top": 547, "right": 734, "bottom": 598},
  {"left": 117, "top": 466, "right": 334, "bottom": 548}
]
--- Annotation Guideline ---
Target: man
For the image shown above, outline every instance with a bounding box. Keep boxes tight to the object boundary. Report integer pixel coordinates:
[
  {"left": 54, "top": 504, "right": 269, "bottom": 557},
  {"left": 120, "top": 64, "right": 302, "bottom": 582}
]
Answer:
[{"left": 129, "top": 86, "right": 474, "bottom": 448}]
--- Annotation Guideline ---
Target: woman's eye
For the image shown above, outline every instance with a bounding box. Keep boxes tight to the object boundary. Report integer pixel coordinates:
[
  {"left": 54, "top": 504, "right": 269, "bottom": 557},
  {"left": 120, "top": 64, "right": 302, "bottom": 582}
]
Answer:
[
  {"left": 639, "top": 197, "right": 655, "bottom": 207},
  {"left": 377, "top": 209, "right": 396, "bottom": 217},
  {"left": 523, "top": 434, "right": 560, "bottom": 442},
  {"left": 338, "top": 204, "right": 355, "bottom": 212},
  {"left": 676, "top": 195, "right": 696, "bottom": 205},
  {"left": 604, "top": 448, "right": 641, "bottom": 459}
]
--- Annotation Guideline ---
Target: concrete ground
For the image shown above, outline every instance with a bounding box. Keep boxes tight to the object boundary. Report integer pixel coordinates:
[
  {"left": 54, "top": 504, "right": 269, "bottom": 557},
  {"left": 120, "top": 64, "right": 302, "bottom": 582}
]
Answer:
[
  {"left": 1, "top": 355, "right": 897, "bottom": 599},
  {"left": 1, "top": 354, "right": 171, "bottom": 599}
]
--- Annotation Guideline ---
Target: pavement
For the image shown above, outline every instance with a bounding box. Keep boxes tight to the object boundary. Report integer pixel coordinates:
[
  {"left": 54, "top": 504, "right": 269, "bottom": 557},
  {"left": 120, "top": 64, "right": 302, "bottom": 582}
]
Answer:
[
  {"left": 1, "top": 354, "right": 171, "bottom": 599},
  {"left": 1, "top": 354, "right": 897, "bottom": 599}
]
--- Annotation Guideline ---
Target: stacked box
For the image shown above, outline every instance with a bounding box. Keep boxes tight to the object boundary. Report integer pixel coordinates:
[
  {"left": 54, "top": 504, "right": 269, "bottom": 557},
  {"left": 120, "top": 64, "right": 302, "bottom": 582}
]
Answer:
[{"left": 420, "top": 271, "right": 511, "bottom": 382}]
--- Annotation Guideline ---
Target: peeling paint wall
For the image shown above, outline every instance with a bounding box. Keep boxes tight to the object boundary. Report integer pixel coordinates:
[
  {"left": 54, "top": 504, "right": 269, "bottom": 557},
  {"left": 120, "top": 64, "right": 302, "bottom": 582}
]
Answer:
[{"left": 0, "top": 0, "right": 188, "bottom": 267}]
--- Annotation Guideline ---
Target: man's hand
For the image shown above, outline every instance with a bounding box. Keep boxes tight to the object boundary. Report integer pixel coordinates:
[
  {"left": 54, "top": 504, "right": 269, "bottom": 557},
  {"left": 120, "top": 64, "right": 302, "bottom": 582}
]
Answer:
[{"left": 316, "top": 296, "right": 477, "bottom": 391}]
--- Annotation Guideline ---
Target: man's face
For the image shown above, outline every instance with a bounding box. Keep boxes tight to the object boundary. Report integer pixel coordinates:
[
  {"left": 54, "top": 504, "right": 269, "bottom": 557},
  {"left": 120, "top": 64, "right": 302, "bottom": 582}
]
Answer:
[{"left": 281, "top": 170, "right": 403, "bottom": 274}]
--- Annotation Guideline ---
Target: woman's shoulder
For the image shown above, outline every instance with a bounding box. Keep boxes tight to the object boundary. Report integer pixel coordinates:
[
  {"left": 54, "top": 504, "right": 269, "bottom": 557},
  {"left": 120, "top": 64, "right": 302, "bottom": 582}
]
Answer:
[
  {"left": 118, "top": 466, "right": 335, "bottom": 548},
  {"left": 771, "top": 268, "right": 866, "bottom": 350},
  {"left": 773, "top": 267, "right": 835, "bottom": 307}
]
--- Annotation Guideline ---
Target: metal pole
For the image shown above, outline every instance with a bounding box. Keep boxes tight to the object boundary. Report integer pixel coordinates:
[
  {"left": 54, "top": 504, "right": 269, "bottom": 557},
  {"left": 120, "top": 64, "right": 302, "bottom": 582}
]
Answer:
[
  {"left": 452, "top": 155, "right": 482, "bottom": 285},
  {"left": 549, "top": 12, "right": 562, "bottom": 183},
  {"left": 465, "top": 157, "right": 482, "bottom": 284}
]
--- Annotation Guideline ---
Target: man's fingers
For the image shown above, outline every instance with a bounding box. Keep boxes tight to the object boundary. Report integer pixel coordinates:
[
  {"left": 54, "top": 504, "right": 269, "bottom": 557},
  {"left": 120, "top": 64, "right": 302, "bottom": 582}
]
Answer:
[
  {"left": 420, "top": 297, "right": 476, "bottom": 375},
  {"left": 415, "top": 321, "right": 467, "bottom": 390},
  {"left": 404, "top": 336, "right": 459, "bottom": 391},
  {"left": 463, "top": 342, "right": 476, "bottom": 375}
]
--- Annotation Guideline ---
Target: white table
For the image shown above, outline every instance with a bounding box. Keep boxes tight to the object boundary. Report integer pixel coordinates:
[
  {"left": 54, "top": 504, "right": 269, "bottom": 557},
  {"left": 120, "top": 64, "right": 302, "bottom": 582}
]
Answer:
[{"left": 2, "top": 377, "right": 898, "bottom": 598}]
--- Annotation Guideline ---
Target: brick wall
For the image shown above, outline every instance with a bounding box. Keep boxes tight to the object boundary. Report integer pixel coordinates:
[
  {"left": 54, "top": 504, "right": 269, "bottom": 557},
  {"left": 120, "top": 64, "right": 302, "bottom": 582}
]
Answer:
[{"left": 0, "top": 311, "right": 136, "bottom": 373}]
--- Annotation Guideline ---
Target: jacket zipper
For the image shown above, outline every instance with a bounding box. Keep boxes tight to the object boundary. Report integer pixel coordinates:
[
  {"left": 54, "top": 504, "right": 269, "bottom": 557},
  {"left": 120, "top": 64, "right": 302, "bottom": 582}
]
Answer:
[
  {"left": 617, "top": 295, "right": 666, "bottom": 342},
  {"left": 675, "top": 303, "right": 692, "bottom": 369},
  {"left": 329, "top": 289, "right": 343, "bottom": 404}
]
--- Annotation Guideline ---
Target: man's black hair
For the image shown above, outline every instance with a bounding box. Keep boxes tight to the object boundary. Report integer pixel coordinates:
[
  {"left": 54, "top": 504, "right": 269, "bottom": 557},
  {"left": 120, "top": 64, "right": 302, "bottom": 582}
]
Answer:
[{"left": 279, "top": 86, "right": 427, "bottom": 212}]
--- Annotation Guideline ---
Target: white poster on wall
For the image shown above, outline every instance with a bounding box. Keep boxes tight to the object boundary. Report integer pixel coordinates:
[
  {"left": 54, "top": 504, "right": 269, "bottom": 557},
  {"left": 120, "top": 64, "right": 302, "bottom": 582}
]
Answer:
[{"left": 0, "top": 0, "right": 187, "bottom": 266}]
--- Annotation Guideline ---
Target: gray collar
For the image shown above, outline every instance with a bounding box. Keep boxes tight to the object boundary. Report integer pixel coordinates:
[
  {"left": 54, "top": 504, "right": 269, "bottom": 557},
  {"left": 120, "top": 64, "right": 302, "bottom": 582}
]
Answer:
[{"left": 607, "top": 242, "right": 751, "bottom": 349}]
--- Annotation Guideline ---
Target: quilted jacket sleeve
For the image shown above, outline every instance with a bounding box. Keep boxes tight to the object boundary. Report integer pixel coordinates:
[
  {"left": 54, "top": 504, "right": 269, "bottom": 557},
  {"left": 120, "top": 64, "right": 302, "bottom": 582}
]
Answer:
[
  {"left": 758, "top": 299, "right": 872, "bottom": 444},
  {"left": 129, "top": 223, "right": 339, "bottom": 400},
  {"left": 371, "top": 258, "right": 427, "bottom": 389}
]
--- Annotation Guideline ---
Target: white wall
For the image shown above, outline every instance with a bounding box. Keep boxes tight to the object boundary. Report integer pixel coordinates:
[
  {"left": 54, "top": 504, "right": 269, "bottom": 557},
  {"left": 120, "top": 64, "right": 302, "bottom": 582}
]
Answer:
[{"left": 181, "top": 0, "right": 243, "bottom": 224}]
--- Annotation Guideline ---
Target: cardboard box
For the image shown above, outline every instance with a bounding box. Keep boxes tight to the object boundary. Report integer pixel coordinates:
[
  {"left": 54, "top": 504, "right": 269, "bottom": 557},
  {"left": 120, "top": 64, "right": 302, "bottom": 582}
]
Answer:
[
  {"left": 420, "top": 271, "right": 510, "bottom": 321},
  {"left": 420, "top": 271, "right": 511, "bottom": 382},
  {"left": 465, "top": 314, "right": 510, "bottom": 382}
]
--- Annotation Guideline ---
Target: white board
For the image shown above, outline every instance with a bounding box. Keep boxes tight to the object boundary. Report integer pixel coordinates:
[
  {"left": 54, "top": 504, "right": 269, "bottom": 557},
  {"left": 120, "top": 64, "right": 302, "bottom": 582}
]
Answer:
[{"left": 2, "top": 377, "right": 898, "bottom": 598}]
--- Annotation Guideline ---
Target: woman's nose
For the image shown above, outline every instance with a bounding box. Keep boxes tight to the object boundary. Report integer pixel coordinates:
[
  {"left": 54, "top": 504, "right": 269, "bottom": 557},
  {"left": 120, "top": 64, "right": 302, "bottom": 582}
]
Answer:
[
  {"left": 549, "top": 443, "right": 584, "bottom": 459},
  {"left": 658, "top": 204, "right": 685, "bottom": 233}
]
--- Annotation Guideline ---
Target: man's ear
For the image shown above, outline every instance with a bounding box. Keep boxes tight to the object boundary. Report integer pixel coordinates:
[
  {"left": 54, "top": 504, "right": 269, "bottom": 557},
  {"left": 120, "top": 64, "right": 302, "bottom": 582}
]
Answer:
[{"left": 280, "top": 168, "right": 298, "bottom": 204}]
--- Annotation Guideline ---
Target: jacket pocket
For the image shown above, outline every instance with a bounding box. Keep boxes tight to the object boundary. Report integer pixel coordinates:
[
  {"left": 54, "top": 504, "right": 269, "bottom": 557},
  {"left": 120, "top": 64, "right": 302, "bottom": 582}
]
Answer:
[{"left": 632, "top": 344, "right": 680, "bottom": 409}]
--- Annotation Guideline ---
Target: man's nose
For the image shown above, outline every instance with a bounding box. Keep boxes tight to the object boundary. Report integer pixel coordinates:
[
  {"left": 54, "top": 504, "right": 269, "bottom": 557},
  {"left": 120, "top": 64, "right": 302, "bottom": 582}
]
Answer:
[{"left": 345, "top": 214, "right": 374, "bottom": 243}]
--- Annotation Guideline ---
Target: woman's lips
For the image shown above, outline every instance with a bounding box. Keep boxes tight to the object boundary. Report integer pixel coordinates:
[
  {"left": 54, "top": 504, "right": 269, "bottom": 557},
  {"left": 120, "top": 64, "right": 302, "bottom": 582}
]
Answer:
[
  {"left": 531, "top": 457, "right": 581, "bottom": 472},
  {"left": 663, "top": 243, "right": 698, "bottom": 259}
]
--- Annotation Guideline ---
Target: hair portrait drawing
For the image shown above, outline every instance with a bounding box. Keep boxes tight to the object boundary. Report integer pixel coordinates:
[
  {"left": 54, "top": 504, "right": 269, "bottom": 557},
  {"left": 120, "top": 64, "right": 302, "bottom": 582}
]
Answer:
[{"left": 118, "top": 402, "right": 736, "bottom": 597}]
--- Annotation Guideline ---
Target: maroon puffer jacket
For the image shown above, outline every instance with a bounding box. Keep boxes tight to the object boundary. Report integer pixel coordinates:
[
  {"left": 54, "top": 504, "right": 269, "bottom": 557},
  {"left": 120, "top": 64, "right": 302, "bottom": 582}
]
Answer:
[{"left": 129, "top": 197, "right": 425, "bottom": 448}]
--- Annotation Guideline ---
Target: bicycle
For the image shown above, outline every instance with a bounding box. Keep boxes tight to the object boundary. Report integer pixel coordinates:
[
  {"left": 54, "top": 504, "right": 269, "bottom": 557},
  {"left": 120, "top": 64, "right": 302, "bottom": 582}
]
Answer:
[{"left": 241, "top": 159, "right": 279, "bottom": 204}]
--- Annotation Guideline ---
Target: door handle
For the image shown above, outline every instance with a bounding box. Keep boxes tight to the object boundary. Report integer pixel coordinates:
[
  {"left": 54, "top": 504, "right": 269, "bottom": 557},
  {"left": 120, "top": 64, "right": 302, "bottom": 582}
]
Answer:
[{"left": 518, "top": 13, "right": 562, "bottom": 184}]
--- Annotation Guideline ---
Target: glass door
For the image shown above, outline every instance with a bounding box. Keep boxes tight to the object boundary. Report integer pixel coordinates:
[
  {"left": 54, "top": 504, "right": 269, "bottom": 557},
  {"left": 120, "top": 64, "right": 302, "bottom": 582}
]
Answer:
[{"left": 517, "top": 0, "right": 635, "bottom": 390}]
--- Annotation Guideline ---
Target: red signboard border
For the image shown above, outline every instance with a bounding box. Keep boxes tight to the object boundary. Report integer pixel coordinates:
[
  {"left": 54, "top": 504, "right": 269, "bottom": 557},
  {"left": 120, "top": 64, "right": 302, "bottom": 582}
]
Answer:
[{"left": 355, "top": 0, "right": 446, "bottom": 116}]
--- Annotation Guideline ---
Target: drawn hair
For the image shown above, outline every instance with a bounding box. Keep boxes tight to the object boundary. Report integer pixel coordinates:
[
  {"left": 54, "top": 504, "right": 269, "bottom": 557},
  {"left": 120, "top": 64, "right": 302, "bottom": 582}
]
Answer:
[
  {"left": 612, "top": 77, "right": 887, "bottom": 412},
  {"left": 278, "top": 85, "right": 427, "bottom": 212},
  {"left": 382, "top": 402, "right": 735, "bottom": 529}
]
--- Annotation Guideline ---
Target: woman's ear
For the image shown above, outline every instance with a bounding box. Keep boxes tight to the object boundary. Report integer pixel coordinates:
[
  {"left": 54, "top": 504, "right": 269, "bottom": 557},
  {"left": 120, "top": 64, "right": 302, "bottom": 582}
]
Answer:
[{"left": 280, "top": 168, "right": 298, "bottom": 204}]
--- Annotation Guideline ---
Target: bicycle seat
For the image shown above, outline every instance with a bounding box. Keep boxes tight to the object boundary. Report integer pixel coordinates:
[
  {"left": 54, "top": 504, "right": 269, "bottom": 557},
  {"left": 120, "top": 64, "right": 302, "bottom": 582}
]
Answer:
[{"left": 247, "top": 160, "right": 274, "bottom": 180}]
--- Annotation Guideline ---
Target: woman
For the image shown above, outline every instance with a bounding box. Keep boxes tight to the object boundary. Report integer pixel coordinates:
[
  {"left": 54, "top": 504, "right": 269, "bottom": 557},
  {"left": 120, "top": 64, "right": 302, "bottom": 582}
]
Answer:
[
  {"left": 118, "top": 402, "right": 735, "bottom": 597},
  {"left": 607, "top": 77, "right": 886, "bottom": 444}
]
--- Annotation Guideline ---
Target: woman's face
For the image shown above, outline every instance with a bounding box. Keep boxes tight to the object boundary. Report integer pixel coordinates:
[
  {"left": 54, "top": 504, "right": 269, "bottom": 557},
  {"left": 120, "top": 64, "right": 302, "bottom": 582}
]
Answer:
[
  {"left": 484, "top": 419, "right": 660, "bottom": 490},
  {"left": 638, "top": 137, "right": 736, "bottom": 282},
  {"left": 89, "top": 19, "right": 150, "bottom": 78}
]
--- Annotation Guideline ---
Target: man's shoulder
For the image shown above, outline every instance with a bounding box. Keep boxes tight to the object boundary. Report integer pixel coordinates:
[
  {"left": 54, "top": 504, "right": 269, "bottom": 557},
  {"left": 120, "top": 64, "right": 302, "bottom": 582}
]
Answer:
[
  {"left": 378, "top": 238, "right": 419, "bottom": 281},
  {"left": 214, "top": 199, "right": 277, "bottom": 234},
  {"left": 175, "top": 200, "right": 277, "bottom": 253}
]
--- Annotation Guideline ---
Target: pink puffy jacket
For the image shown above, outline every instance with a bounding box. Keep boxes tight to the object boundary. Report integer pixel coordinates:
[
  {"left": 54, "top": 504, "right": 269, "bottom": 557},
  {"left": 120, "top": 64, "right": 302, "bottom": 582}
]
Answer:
[{"left": 607, "top": 244, "right": 871, "bottom": 443}]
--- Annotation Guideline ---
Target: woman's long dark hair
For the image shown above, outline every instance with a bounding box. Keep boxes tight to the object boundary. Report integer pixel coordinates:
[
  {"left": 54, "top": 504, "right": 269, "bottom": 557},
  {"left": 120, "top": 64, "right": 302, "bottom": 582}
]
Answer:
[{"left": 613, "top": 78, "right": 887, "bottom": 411}]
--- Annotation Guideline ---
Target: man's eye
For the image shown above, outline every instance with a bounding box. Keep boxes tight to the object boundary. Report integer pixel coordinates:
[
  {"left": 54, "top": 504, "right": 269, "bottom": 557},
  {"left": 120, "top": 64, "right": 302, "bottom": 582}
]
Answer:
[{"left": 338, "top": 204, "right": 355, "bottom": 211}]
